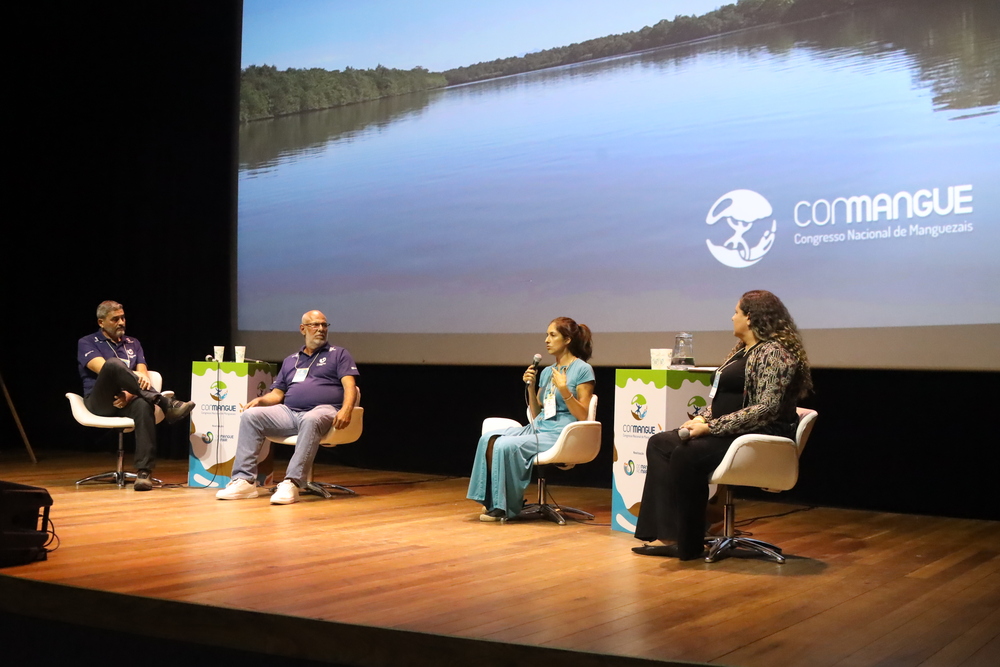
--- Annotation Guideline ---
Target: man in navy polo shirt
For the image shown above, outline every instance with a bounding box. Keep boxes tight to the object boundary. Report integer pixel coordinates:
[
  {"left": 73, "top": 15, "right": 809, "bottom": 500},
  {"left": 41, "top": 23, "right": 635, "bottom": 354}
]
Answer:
[
  {"left": 216, "top": 309, "right": 359, "bottom": 505},
  {"left": 77, "top": 300, "right": 195, "bottom": 490}
]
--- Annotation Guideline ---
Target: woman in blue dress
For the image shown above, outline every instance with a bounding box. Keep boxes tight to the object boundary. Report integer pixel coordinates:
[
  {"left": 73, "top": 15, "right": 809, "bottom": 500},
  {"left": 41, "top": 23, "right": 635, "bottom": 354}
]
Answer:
[{"left": 468, "top": 317, "right": 596, "bottom": 521}]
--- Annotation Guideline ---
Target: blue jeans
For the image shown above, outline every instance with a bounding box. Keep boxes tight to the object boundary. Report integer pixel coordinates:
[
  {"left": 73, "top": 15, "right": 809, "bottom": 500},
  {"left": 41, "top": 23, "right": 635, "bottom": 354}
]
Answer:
[{"left": 232, "top": 403, "right": 338, "bottom": 483}]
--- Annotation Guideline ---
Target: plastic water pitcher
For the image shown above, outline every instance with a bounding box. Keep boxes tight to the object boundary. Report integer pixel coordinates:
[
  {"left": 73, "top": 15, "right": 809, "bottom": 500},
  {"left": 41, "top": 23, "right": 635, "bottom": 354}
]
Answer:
[{"left": 672, "top": 333, "right": 694, "bottom": 366}]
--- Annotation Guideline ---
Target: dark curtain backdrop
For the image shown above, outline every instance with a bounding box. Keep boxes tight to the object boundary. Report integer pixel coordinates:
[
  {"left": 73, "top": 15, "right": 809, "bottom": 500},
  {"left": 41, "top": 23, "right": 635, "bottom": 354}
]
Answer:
[{"left": 1, "top": 1, "right": 995, "bottom": 521}]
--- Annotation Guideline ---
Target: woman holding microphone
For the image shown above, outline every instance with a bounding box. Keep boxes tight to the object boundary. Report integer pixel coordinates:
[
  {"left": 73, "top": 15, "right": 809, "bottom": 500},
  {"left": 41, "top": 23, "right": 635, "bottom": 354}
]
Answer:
[{"left": 468, "top": 317, "right": 595, "bottom": 521}]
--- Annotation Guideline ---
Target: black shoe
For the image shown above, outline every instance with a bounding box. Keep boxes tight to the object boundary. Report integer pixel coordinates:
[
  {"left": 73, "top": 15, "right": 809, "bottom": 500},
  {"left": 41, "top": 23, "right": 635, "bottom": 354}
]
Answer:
[
  {"left": 134, "top": 469, "right": 153, "bottom": 491},
  {"left": 479, "top": 508, "right": 507, "bottom": 522},
  {"left": 632, "top": 544, "right": 705, "bottom": 561},
  {"left": 163, "top": 399, "right": 195, "bottom": 424},
  {"left": 632, "top": 544, "right": 679, "bottom": 557}
]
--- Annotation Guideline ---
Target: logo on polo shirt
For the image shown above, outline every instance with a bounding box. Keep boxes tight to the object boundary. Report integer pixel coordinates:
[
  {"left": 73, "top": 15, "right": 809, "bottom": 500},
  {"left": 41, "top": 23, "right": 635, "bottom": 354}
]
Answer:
[{"left": 317, "top": 356, "right": 327, "bottom": 366}]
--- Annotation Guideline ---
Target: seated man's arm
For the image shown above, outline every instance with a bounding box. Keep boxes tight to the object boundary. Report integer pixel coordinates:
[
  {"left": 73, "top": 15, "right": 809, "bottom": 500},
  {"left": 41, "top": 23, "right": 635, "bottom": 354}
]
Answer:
[
  {"left": 86, "top": 356, "right": 107, "bottom": 374},
  {"left": 90, "top": 358, "right": 151, "bottom": 392},
  {"left": 80, "top": 335, "right": 107, "bottom": 376},
  {"left": 246, "top": 388, "right": 285, "bottom": 410},
  {"left": 80, "top": 340, "right": 150, "bottom": 390},
  {"left": 134, "top": 363, "right": 152, "bottom": 390},
  {"left": 84, "top": 353, "right": 139, "bottom": 405},
  {"left": 333, "top": 375, "right": 357, "bottom": 430}
]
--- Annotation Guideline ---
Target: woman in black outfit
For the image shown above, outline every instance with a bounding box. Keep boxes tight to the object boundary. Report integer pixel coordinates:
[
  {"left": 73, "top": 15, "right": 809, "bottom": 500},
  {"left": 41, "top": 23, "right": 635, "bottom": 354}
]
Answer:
[{"left": 633, "top": 290, "right": 812, "bottom": 560}]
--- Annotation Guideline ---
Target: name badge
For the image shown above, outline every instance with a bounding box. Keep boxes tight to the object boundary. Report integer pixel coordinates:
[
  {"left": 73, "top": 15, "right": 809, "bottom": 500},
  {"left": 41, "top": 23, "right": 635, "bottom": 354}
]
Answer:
[
  {"left": 292, "top": 367, "right": 309, "bottom": 383},
  {"left": 708, "top": 369, "right": 721, "bottom": 399},
  {"left": 543, "top": 387, "right": 556, "bottom": 420}
]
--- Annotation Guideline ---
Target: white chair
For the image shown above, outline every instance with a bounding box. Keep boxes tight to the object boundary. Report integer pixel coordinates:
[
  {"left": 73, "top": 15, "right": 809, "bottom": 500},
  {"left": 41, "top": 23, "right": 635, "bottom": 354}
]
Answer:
[
  {"left": 481, "top": 395, "right": 602, "bottom": 525},
  {"left": 704, "top": 407, "right": 819, "bottom": 563},
  {"left": 266, "top": 389, "right": 364, "bottom": 498},
  {"left": 66, "top": 371, "right": 171, "bottom": 488}
]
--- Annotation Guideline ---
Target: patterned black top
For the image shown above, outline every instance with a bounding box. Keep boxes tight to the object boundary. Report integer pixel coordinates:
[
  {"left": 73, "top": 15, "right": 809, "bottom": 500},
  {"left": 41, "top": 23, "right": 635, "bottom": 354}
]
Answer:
[
  {"left": 702, "top": 340, "right": 802, "bottom": 439},
  {"left": 710, "top": 346, "right": 750, "bottom": 419}
]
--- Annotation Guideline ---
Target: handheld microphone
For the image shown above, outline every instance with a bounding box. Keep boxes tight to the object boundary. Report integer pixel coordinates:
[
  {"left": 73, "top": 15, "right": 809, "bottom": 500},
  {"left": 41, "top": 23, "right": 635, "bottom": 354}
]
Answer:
[
  {"left": 678, "top": 427, "right": 691, "bottom": 441},
  {"left": 205, "top": 354, "right": 215, "bottom": 362},
  {"left": 526, "top": 353, "right": 542, "bottom": 385}
]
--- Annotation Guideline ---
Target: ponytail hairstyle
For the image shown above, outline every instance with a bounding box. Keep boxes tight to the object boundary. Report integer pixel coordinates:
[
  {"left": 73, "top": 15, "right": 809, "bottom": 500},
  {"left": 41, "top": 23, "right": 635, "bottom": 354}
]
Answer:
[
  {"left": 550, "top": 317, "right": 593, "bottom": 362},
  {"left": 736, "top": 290, "right": 813, "bottom": 397}
]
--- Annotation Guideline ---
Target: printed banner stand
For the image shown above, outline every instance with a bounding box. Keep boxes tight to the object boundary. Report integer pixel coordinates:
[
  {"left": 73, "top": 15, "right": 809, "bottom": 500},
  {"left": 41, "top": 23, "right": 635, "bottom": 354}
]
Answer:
[
  {"left": 188, "top": 361, "right": 276, "bottom": 488},
  {"left": 612, "top": 368, "right": 715, "bottom": 534}
]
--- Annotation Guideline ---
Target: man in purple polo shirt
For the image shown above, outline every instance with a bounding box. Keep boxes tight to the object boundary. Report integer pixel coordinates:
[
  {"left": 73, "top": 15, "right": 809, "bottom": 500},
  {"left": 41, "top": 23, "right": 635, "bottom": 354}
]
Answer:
[
  {"left": 216, "top": 309, "right": 359, "bottom": 505},
  {"left": 77, "top": 300, "right": 195, "bottom": 490}
]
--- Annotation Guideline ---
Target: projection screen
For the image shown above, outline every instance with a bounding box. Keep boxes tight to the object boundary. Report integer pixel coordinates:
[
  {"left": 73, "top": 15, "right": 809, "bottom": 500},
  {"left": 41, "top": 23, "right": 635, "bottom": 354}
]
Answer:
[{"left": 236, "top": 0, "right": 1000, "bottom": 369}]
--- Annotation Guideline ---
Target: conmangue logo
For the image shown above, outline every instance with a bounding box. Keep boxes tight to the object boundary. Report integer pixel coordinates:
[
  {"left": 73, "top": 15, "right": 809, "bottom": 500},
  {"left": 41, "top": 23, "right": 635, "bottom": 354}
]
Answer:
[
  {"left": 210, "top": 381, "right": 228, "bottom": 402},
  {"left": 705, "top": 189, "right": 777, "bottom": 268},
  {"left": 630, "top": 394, "right": 648, "bottom": 420},
  {"left": 706, "top": 184, "right": 975, "bottom": 264},
  {"left": 793, "top": 185, "right": 973, "bottom": 227}
]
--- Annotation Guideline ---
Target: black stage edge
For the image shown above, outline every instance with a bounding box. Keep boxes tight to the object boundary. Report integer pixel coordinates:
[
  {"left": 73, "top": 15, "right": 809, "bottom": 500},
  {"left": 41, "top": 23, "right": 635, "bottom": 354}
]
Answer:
[{"left": 0, "top": 575, "right": 702, "bottom": 667}]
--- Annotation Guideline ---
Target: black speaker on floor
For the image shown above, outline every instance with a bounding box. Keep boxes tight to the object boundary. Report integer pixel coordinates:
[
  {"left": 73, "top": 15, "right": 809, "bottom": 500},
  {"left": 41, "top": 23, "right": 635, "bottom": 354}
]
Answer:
[{"left": 0, "top": 480, "right": 53, "bottom": 568}]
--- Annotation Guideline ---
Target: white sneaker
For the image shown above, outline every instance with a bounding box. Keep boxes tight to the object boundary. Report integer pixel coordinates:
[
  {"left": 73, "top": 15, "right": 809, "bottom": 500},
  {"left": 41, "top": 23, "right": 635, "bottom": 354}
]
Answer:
[
  {"left": 270, "top": 479, "right": 300, "bottom": 505},
  {"left": 215, "top": 478, "right": 259, "bottom": 500}
]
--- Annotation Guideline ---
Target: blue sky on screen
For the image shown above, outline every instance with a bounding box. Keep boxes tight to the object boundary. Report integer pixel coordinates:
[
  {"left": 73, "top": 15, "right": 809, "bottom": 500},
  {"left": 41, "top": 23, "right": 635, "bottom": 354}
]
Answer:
[{"left": 242, "top": 0, "right": 726, "bottom": 72}]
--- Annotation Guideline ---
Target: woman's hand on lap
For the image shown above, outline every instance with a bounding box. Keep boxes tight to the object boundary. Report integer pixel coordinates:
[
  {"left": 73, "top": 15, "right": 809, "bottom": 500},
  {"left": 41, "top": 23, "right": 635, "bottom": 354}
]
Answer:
[{"left": 686, "top": 421, "right": 711, "bottom": 439}]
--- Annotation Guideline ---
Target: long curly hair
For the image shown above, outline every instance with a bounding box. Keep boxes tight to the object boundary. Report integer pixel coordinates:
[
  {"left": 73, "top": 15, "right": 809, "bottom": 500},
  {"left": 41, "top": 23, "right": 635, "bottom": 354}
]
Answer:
[
  {"left": 733, "top": 290, "right": 813, "bottom": 396},
  {"left": 550, "top": 317, "right": 593, "bottom": 362}
]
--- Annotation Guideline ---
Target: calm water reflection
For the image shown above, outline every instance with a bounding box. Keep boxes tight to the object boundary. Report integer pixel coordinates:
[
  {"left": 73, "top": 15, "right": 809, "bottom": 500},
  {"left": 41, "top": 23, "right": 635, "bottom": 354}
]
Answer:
[{"left": 238, "top": 0, "right": 999, "bottom": 333}]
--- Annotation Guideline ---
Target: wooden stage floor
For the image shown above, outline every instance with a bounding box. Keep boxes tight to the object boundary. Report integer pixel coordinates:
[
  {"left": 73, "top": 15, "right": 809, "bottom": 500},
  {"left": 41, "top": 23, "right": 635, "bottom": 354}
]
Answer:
[{"left": 1, "top": 451, "right": 998, "bottom": 667}]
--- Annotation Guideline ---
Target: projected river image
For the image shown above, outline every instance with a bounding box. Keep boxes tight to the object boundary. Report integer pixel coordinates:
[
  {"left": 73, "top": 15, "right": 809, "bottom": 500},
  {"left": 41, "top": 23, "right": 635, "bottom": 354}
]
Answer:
[{"left": 238, "top": 1, "right": 999, "bottom": 334}]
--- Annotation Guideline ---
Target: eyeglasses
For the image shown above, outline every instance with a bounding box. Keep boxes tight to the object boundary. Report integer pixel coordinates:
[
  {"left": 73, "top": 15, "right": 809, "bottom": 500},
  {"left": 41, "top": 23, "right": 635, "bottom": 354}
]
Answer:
[{"left": 304, "top": 322, "right": 330, "bottom": 330}]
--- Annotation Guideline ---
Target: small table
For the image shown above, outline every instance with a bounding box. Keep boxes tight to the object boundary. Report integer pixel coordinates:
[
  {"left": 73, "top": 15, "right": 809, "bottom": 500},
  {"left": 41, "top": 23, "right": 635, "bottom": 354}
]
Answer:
[
  {"left": 188, "top": 361, "right": 276, "bottom": 488},
  {"left": 612, "top": 367, "right": 716, "bottom": 534}
]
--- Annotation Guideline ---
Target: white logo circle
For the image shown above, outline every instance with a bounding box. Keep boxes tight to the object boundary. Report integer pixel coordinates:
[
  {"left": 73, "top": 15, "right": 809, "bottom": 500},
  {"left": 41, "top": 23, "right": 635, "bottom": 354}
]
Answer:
[{"left": 705, "top": 189, "right": 777, "bottom": 268}]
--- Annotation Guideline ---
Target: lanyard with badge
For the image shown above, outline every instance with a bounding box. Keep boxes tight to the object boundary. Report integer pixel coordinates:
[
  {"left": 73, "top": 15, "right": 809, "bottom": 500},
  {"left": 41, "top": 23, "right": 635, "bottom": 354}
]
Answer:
[
  {"left": 542, "top": 362, "right": 572, "bottom": 420},
  {"left": 291, "top": 350, "right": 321, "bottom": 383},
  {"left": 104, "top": 339, "right": 133, "bottom": 369},
  {"left": 708, "top": 343, "right": 755, "bottom": 399}
]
